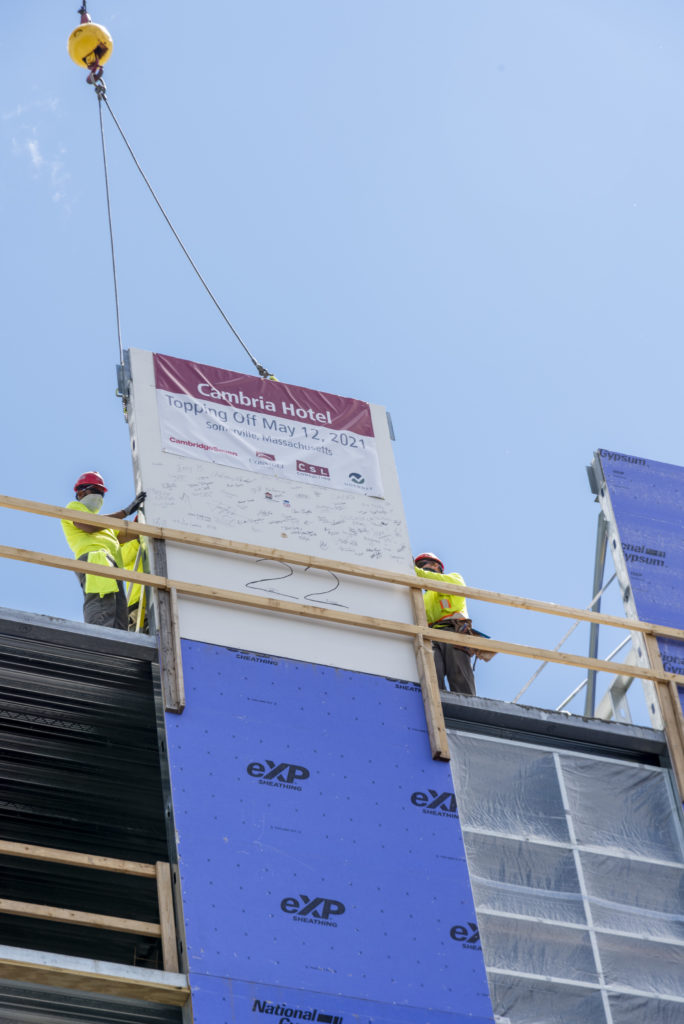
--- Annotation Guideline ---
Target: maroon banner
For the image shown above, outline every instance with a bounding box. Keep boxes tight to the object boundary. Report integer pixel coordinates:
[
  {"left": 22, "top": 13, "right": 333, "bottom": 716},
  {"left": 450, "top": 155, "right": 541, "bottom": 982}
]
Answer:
[{"left": 154, "top": 354, "right": 374, "bottom": 437}]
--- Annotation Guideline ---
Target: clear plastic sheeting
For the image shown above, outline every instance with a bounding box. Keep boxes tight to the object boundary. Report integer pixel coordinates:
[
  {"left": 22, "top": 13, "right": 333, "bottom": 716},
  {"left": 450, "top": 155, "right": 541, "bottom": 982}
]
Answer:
[
  {"left": 598, "top": 932, "right": 684, "bottom": 998},
  {"left": 467, "top": 832, "right": 581, "bottom": 893},
  {"left": 488, "top": 975, "right": 607, "bottom": 1024},
  {"left": 472, "top": 877, "right": 587, "bottom": 925},
  {"left": 448, "top": 730, "right": 684, "bottom": 1024},
  {"left": 583, "top": 853, "right": 684, "bottom": 942},
  {"left": 608, "top": 993, "right": 684, "bottom": 1024},
  {"left": 468, "top": 833, "right": 586, "bottom": 924},
  {"left": 560, "top": 757, "right": 684, "bottom": 860},
  {"left": 449, "top": 739, "right": 569, "bottom": 843},
  {"left": 479, "top": 914, "right": 598, "bottom": 983}
]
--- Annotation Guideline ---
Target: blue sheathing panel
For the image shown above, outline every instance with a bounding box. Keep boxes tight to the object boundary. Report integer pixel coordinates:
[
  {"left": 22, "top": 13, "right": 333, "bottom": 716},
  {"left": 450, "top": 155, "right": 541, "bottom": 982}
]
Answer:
[
  {"left": 598, "top": 449, "right": 684, "bottom": 716},
  {"left": 166, "top": 641, "right": 494, "bottom": 1024},
  {"left": 190, "top": 976, "right": 487, "bottom": 1024}
]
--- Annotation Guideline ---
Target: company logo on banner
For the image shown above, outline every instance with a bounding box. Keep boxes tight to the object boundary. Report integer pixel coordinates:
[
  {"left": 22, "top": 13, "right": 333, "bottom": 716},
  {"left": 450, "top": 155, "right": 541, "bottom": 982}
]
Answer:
[{"left": 153, "top": 353, "right": 384, "bottom": 497}]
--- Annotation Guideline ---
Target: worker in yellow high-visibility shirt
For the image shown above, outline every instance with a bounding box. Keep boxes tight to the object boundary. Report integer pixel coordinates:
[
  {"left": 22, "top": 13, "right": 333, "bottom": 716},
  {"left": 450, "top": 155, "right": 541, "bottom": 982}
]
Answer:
[
  {"left": 414, "top": 552, "right": 479, "bottom": 695},
  {"left": 61, "top": 471, "right": 146, "bottom": 630}
]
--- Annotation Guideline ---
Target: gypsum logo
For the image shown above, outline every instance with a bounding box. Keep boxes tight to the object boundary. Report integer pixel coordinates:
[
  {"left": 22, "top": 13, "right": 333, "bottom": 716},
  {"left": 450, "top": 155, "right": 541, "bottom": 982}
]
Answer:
[
  {"left": 599, "top": 450, "right": 646, "bottom": 466},
  {"left": 348, "top": 472, "right": 365, "bottom": 484},
  {"left": 410, "top": 789, "right": 458, "bottom": 817},
  {"left": 247, "top": 760, "right": 310, "bottom": 790},
  {"left": 622, "top": 542, "right": 665, "bottom": 567},
  {"left": 280, "top": 894, "right": 346, "bottom": 927},
  {"left": 450, "top": 922, "right": 481, "bottom": 949},
  {"left": 252, "top": 999, "right": 342, "bottom": 1023}
]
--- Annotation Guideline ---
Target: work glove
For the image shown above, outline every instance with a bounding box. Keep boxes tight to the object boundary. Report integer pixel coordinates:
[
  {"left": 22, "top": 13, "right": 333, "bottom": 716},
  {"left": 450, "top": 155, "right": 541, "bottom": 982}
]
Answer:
[{"left": 123, "top": 491, "right": 146, "bottom": 517}]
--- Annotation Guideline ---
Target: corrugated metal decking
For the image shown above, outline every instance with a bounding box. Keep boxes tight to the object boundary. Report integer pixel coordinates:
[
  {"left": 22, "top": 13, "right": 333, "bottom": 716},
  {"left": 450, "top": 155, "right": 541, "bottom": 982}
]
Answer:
[
  {"left": 0, "top": 609, "right": 175, "bottom": 1010},
  {"left": 0, "top": 978, "right": 180, "bottom": 1024}
]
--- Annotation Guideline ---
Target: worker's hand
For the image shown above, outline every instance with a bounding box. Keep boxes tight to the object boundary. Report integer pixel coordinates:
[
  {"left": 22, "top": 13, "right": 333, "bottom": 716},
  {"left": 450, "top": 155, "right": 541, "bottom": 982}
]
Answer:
[
  {"left": 475, "top": 650, "right": 496, "bottom": 663},
  {"left": 123, "top": 491, "right": 146, "bottom": 517}
]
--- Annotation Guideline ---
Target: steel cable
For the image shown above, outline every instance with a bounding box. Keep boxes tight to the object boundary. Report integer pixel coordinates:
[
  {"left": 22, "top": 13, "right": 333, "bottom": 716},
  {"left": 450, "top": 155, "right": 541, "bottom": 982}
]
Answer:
[
  {"left": 96, "top": 87, "right": 123, "bottom": 364},
  {"left": 99, "top": 92, "right": 272, "bottom": 378}
]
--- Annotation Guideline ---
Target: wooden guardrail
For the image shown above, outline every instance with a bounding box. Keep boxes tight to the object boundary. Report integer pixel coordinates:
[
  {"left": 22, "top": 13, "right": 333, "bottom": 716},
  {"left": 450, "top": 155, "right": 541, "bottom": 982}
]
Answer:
[
  {"left": 1, "top": 494, "right": 684, "bottom": 786},
  {"left": 0, "top": 839, "right": 178, "bottom": 973}
]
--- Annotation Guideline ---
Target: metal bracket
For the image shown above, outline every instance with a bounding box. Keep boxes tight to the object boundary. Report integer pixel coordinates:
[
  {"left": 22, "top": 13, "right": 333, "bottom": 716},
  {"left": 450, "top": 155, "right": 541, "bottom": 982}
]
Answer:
[{"left": 115, "top": 350, "right": 132, "bottom": 401}]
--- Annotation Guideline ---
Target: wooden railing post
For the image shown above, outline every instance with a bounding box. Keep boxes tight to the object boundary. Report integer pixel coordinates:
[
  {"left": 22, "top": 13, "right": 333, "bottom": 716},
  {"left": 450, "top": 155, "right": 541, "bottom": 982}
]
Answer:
[
  {"left": 155, "top": 861, "right": 179, "bottom": 973},
  {"left": 152, "top": 541, "right": 185, "bottom": 714},
  {"left": 643, "top": 633, "right": 684, "bottom": 799},
  {"left": 410, "top": 590, "right": 449, "bottom": 761}
]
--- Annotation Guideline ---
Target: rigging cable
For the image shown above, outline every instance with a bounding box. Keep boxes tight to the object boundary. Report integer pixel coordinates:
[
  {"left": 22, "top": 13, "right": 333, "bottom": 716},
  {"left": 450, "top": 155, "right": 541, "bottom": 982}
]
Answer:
[
  {"left": 99, "top": 92, "right": 273, "bottom": 379},
  {"left": 70, "top": 4, "right": 273, "bottom": 379},
  {"left": 95, "top": 81, "right": 123, "bottom": 365}
]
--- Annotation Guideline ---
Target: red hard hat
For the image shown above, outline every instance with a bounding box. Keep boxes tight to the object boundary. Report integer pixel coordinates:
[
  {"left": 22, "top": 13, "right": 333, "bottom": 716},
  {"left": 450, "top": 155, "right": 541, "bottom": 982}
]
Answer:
[
  {"left": 414, "top": 552, "right": 444, "bottom": 572},
  {"left": 74, "top": 471, "right": 108, "bottom": 493}
]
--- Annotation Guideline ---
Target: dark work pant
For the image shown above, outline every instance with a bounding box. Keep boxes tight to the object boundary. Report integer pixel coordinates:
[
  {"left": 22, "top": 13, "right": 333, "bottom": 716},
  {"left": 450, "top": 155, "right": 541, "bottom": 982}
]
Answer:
[
  {"left": 78, "top": 555, "right": 128, "bottom": 631},
  {"left": 432, "top": 626, "right": 476, "bottom": 695}
]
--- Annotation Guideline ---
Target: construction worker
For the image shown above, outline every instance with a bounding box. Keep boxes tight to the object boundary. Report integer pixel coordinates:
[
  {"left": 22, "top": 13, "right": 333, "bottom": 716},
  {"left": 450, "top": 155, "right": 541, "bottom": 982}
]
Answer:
[
  {"left": 414, "top": 552, "right": 478, "bottom": 695},
  {"left": 61, "top": 472, "right": 146, "bottom": 630}
]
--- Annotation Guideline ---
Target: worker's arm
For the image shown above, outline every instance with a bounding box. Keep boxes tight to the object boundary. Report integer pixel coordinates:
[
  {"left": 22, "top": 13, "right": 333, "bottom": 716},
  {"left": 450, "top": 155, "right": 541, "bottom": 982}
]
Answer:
[
  {"left": 415, "top": 565, "right": 469, "bottom": 621},
  {"left": 73, "top": 492, "right": 146, "bottom": 534},
  {"left": 414, "top": 566, "right": 465, "bottom": 587}
]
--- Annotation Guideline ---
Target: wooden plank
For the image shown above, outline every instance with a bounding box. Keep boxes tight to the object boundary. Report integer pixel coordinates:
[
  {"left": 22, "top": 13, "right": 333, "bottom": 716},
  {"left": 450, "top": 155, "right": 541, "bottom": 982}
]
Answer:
[
  {"left": 669, "top": 679, "right": 684, "bottom": 731},
  {"left": 5, "top": 492, "right": 684, "bottom": 642},
  {"left": 643, "top": 634, "right": 684, "bottom": 799},
  {"left": 0, "top": 840, "right": 156, "bottom": 877},
  {"left": 156, "top": 861, "right": 179, "bottom": 973},
  {"left": 0, "top": 544, "right": 166, "bottom": 591},
  {"left": 410, "top": 589, "right": 449, "bottom": 761},
  {"left": 0, "top": 898, "right": 161, "bottom": 937},
  {"left": 425, "top": 627, "right": 684, "bottom": 685},
  {"left": 0, "top": 958, "right": 189, "bottom": 1006},
  {"left": 664, "top": 680, "right": 684, "bottom": 779},
  {"left": 3, "top": 542, "right": 684, "bottom": 687},
  {"left": 152, "top": 541, "right": 184, "bottom": 713},
  {"left": 168, "top": 586, "right": 186, "bottom": 713},
  {"left": 0, "top": 495, "right": 163, "bottom": 540},
  {"left": 164, "top": 579, "right": 684, "bottom": 687}
]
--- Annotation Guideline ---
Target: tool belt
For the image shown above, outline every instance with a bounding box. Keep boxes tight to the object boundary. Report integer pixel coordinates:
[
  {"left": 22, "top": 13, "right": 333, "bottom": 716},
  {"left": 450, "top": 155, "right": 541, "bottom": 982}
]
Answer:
[{"left": 431, "top": 619, "right": 495, "bottom": 661}]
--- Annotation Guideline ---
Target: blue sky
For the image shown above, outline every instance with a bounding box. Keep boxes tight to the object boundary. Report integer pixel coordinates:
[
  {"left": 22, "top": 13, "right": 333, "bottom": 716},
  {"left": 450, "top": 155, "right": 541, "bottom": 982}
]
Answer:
[{"left": 2, "top": 1, "right": 683, "bottom": 719}]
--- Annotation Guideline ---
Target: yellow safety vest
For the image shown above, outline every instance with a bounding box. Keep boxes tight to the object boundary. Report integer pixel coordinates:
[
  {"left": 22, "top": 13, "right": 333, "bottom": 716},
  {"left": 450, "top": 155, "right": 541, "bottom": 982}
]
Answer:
[
  {"left": 61, "top": 500, "right": 122, "bottom": 597},
  {"left": 414, "top": 566, "right": 469, "bottom": 625}
]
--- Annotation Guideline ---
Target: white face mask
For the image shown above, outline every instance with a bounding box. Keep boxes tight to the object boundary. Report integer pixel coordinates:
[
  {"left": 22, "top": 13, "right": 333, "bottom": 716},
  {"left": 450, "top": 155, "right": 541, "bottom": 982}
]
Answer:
[{"left": 80, "top": 492, "right": 104, "bottom": 513}]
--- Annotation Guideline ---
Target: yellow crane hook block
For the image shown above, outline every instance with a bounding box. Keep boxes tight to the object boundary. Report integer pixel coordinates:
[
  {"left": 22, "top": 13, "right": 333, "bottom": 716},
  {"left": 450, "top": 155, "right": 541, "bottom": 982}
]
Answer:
[{"left": 67, "top": 21, "right": 113, "bottom": 70}]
